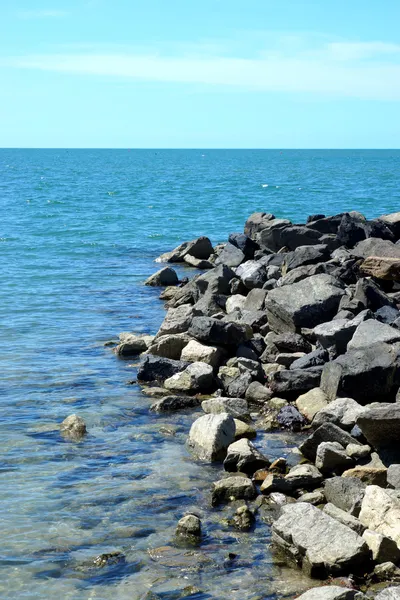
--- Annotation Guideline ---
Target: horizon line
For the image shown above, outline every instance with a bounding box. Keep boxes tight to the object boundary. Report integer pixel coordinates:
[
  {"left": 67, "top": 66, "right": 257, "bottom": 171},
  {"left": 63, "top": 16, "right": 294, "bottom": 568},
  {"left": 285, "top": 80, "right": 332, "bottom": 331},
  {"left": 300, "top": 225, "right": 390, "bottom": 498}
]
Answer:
[{"left": 1, "top": 147, "right": 400, "bottom": 151}]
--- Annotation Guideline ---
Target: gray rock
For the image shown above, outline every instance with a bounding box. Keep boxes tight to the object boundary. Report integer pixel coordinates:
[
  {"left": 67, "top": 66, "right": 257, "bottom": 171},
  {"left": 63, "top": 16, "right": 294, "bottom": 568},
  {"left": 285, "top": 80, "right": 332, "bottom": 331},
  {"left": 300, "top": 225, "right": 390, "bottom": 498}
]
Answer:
[
  {"left": 176, "top": 514, "right": 201, "bottom": 539},
  {"left": 137, "top": 355, "right": 189, "bottom": 382},
  {"left": 265, "top": 331, "right": 313, "bottom": 355},
  {"left": 188, "top": 413, "right": 236, "bottom": 461},
  {"left": 225, "top": 294, "right": 247, "bottom": 313},
  {"left": 243, "top": 288, "right": 268, "bottom": 311},
  {"left": 215, "top": 242, "right": 245, "bottom": 268},
  {"left": 211, "top": 475, "right": 256, "bottom": 505},
  {"left": 244, "top": 211, "right": 277, "bottom": 239},
  {"left": 323, "top": 503, "right": 366, "bottom": 535},
  {"left": 290, "top": 349, "right": 329, "bottom": 370},
  {"left": 114, "top": 333, "right": 154, "bottom": 357},
  {"left": 299, "top": 423, "right": 361, "bottom": 462},
  {"left": 150, "top": 395, "right": 200, "bottom": 412},
  {"left": 296, "top": 490, "right": 325, "bottom": 505},
  {"left": 182, "top": 254, "right": 213, "bottom": 269},
  {"left": 354, "top": 277, "right": 397, "bottom": 312},
  {"left": 235, "top": 260, "right": 269, "bottom": 289},
  {"left": 388, "top": 465, "right": 400, "bottom": 489},
  {"left": 180, "top": 339, "right": 222, "bottom": 368},
  {"left": 218, "top": 366, "right": 252, "bottom": 398},
  {"left": 266, "top": 274, "right": 345, "bottom": 333},
  {"left": 272, "top": 502, "right": 370, "bottom": 578},
  {"left": 313, "top": 319, "right": 359, "bottom": 354},
  {"left": 295, "top": 586, "right": 365, "bottom": 600},
  {"left": 156, "top": 236, "right": 213, "bottom": 262},
  {"left": 245, "top": 381, "right": 273, "bottom": 404},
  {"left": 255, "top": 217, "right": 292, "bottom": 249},
  {"left": 348, "top": 320, "right": 400, "bottom": 351},
  {"left": 285, "top": 464, "right": 323, "bottom": 489},
  {"left": 324, "top": 476, "right": 366, "bottom": 517},
  {"left": 276, "top": 352, "right": 306, "bottom": 367},
  {"left": 188, "top": 316, "right": 251, "bottom": 347},
  {"left": 230, "top": 505, "right": 255, "bottom": 530},
  {"left": 362, "top": 529, "right": 400, "bottom": 564},
  {"left": 359, "top": 485, "right": 400, "bottom": 547},
  {"left": 223, "top": 438, "right": 270, "bottom": 475},
  {"left": 284, "top": 244, "right": 330, "bottom": 271},
  {"left": 346, "top": 444, "right": 371, "bottom": 460},
  {"left": 156, "top": 304, "right": 197, "bottom": 337},
  {"left": 164, "top": 361, "right": 214, "bottom": 393},
  {"left": 145, "top": 267, "right": 179, "bottom": 286},
  {"left": 313, "top": 398, "right": 365, "bottom": 431},
  {"left": 316, "top": 442, "right": 354, "bottom": 473},
  {"left": 260, "top": 473, "right": 294, "bottom": 495},
  {"left": 195, "top": 263, "right": 236, "bottom": 296},
  {"left": 356, "top": 404, "right": 400, "bottom": 451},
  {"left": 375, "top": 586, "right": 400, "bottom": 599},
  {"left": 278, "top": 225, "right": 324, "bottom": 251},
  {"left": 296, "top": 387, "right": 329, "bottom": 421},
  {"left": 147, "top": 333, "right": 191, "bottom": 360},
  {"left": 60, "top": 414, "right": 87, "bottom": 440},
  {"left": 201, "top": 397, "right": 250, "bottom": 420},
  {"left": 374, "top": 561, "right": 400, "bottom": 582},
  {"left": 228, "top": 232, "right": 259, "bottom": 259},
  {"left": 352, "top": 237, "right": 400, "bottom": 259}
]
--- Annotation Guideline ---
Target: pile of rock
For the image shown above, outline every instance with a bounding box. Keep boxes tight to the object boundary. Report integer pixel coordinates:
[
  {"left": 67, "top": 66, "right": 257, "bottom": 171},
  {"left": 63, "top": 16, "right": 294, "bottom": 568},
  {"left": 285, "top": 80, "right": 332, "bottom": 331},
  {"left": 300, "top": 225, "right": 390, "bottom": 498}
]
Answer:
[{"left": 116, "top": 209, "right": 400, "bottom": 597}]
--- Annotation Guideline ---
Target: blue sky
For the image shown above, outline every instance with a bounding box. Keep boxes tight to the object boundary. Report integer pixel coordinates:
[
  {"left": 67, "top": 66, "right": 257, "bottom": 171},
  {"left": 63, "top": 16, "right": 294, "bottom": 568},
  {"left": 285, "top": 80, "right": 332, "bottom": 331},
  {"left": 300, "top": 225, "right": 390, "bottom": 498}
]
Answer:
[{"left": 1, "top": 0, "right": 400, "bottom": 148}]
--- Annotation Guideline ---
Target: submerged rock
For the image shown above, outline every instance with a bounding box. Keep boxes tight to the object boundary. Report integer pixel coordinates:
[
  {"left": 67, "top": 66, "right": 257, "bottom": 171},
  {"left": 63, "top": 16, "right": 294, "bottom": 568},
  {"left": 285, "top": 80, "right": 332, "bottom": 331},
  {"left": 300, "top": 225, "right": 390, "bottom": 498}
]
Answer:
[
  {"left": 60, "top": 414, "right": 87, "bottom": 440},
  {"left": 175, "top": 514, "right": 201, "bottom": 541}
]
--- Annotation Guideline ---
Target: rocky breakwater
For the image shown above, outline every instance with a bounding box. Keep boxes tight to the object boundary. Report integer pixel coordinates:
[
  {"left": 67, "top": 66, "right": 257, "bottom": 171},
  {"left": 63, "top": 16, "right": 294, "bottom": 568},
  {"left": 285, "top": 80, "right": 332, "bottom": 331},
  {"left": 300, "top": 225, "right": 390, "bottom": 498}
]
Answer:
[{"left": 115, "top": 210, "right": 400, "bottom": 598}]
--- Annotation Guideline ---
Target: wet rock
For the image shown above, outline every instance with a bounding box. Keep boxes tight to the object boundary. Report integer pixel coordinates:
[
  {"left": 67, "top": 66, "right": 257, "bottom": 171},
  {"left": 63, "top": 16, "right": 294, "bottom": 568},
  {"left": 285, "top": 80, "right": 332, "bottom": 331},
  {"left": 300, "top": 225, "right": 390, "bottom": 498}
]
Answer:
[
  {"left": 316, "top": 442, "right": 354, "bottom": 473},
  {"left": 342, "top": 465, "right": 387, "bottom": 487},
  {"left": 356, "top": 404, "right": 400, "bottom": 452},
  {"left": 93, "top": 551, "right": 125, "bottom": 567},
  {"left": 285, "top": 464, "right": 324, "bottom": 490},
  {"left": 296, "top": 387, "right": 329, "bottom": 421},
  {"left": 149, "top": 395, "right": 200, "bottom": 412},
  {"left": 176, "top": 514, "right": 201, "bottom": 540},
  {"left": 183, "top": 254, "right": 213, "bottom": 269},
  {"left": 313, "top": 398, "right": 365, "bottom": 431},
  {"left": 300, "top": 423, "right": 361, "bottom": 462},
  {"left": 60, "top": 414, "right": 87, "bottom": 440},
  {"left": 265, "top": 274, "right": 345, "bottom": 333},
  {"left": 137, "top": 355, "right": 188, "bottom": 381},
  {"left": 114, "top": 333, "right": 154, "bottom": 357},
  {"left": 272, "top": 502, "right": 370, "bottom": 578},
  {"left": 223, "top": 438, "right": 270, "bottom": 475},
  {"left": 180, "top": 339, "right": 222, "bottom": 368},
  {"left": 359, "top": 485, "right": 400, "bottom": 547},
  {"left": 201, "top": 397, "right": 250, "bottom": 420},
  {"left": 276, "top": 405, "right": 306, "bottom": 431},
  {"left": 146, "top": 333, "right": 191, "bottom": 360},
  {"left": 230, "top": 505, "right": 255, "bottom": 530},
  {"left": 348, "top": 320, "right": 400, "bottom": 351},
  {"left": 188, "top": 316, "right": 251, "bottom": 347},
  {"left": 145, "top": 267, "right": 179, "bottom": 286},
  {"left": 323, "top": 503, "right": 365, "bottom": 535},
  {"left": 188, "top": 413, "right": 236, "bottom": 461},
  {"left": 295, "top": 586, "right": 365, "bottom": 599},
  {"left": 291, "top": 349, "right": 329, "bottom": 370},
  {"left": 362, "top": 529, "right": 400, "bottom": 564},
  {"left": 164, "top": 361, "right": 214, "bottom": 394},
  {"left": 211, "top": 475, "right": 256, "bottom": 505},
  {"left": 324, "top": 476, "right": 366, "bottom": 517}
]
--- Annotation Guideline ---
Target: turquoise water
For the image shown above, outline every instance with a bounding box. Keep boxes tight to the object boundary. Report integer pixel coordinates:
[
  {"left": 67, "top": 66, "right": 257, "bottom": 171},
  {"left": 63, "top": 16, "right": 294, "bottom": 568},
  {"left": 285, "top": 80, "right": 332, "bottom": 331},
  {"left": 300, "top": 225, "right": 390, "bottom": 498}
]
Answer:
[{"left": 1, "top": 149, "right": 400, "bottom": 599}]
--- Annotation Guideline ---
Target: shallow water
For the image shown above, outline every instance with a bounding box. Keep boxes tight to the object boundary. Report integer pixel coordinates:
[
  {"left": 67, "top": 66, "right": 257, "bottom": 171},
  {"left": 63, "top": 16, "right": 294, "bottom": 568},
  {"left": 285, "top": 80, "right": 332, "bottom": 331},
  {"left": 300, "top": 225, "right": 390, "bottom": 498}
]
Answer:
[{"left": 1, "top": 149, "right": 400, "bottom": 599}]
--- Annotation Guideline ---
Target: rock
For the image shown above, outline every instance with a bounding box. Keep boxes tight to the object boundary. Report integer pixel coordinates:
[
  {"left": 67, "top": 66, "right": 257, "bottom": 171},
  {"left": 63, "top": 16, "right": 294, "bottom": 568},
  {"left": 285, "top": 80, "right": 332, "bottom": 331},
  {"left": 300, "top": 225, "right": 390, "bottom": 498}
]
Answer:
[
  {"left": 235, "top": 260, "right": 269, "bottom": 289},
  {"left": 342, "top": 466, "right": 387, "bottom": 487},
  {"left": 354, "top": 277, "right": 397, "bottom": 311},
  {"left": 348, "top": 320, "right": 400, "bottom": 351},
  {"left": 180, "top": 339, "right": 222, "bottom": 368},
  {"left": 316, "top": 442, "right": 354, "bottom": 473},
  {"left": 284, "top": 244, "right": 330, "bottom": 272},
  {"left": 215, "top": 242, "right": 245, "bottom": 268},
  {"left": 356, "top": 404, "right": 400, "bottom": 452},
  {"left": 183, "top": 254, "right": 213, "bottom": 269},
  {"left": 114, "top": 333, "right": 154, "bottom": 357},
  {"left": 285, "top": 464, "right": 324, "bottom": 489},
  {"left": 92, "top": 551, "right": 125, "bottom": 567},
  {"left": 150, "top": 395, "right": 200, "bottom": 412},
  {"left": 324, "top": 476, "right": 366, "bottom": 517},
  {"left": 270, "top": 368, "right": 323, "bottom": 398},
  {"left": 313, "top": 398, "right": 365, "bottom": 431},
  {"left": 176, "top": 514, "right": 201, "bottom": 540},
  {"left": 296, "top": 490, "right": 325, "bottom": 505},
  {"left": 388, "top": 465, "right": 400, "bottom": 489},
  {"left": 147, "top": 333, "right": 191, "bottom": 360},
  {"left": 156, "top": 237, "right": 213, "bottom": 263},
  {"left": 243, "top": 288, "right": 268, "bottom": 311},
  {"left": 276, "top": 405, "right": 306, "bottom": 431},
  {"left": 188, "top": 413, "right": 236, "bottom": 461},
  {"left": 320, "top": 342, "right": 400, "bottom": 404},
  {"left": 299, "top": 423, "right": 361, "bottom": 462},
  {"left": 60, "top": 414, "right": 87, "bottom": 440},
  {"left": 260, "top": 473, "right": 294, "bottom": 495},
  {"left": 164, "top": 362, "right": 214, "bottom": 394},
  {"left": 195, "top": 263, "right": 236, "bottom": 296},
  {"left": 156, "top": 304, "right": 197, "bottom": 337},
  {"left": 296, "top": 388, "right": 329, "bottom": 421},
  {"left": 295, "top": 586, "right": 365, "bottom": 600},
  {"left": 379, "top": 212, "right": 400, "bottom": 238},
  {"left": 353, "top": 238, "right": 400, "bottom": 260},
  {"left": 211, "top": 476, "right": 256, "bottom": 505},
  {"left": 276, "top": 352, "right": 306, "bottom": 367},
  {"left": 291, "top": 349, "right": 329, "bottom": 370},
  {"left": 244, "top": 211, "right": 276, "bottom": 239},
  {"left": 188, "top": 316, "right": 251, "bottom": 347},
  {"left": 375, "top": 586, "right": 400, "bottom": 599},
  {"left": 362, "top": 529, "right": 400, "bottom": 564},
  {"left": 201, "top": 397, "right": 250, "bottom": 420},
  {"left": 361, "top": 256, "right": 400, "bottom": 281},
  {"left": 376, "top": 305, "right": 400, "bottom": 326},
  {"left": 266, "top": 274, "right": 345, "bottom": 333},
  {"left": 223, "top": 307, "right": 268, "bottom": 332},
  {"left": 225, "top": 294, "right": 247, "bottom": 313},
  {"left": 223, "top": 438, "right": 270, "bottom": 475},
  {"left": 231, "top": 505, "right": 255, "bottom": 530},
  {"left": 228, "top": 232, "right": 259, "bottom": 258},
  {"left": 272, "top": 502, "right": 370, "bottom": 578},
  {"left": 145, "top": 267, "right": 179, "bottom": 286},
  {"left": 245, "top": 381, "right": 272, "bottom": 404},
  {"left": 218, "top": 366, "right": 252, "bottom": 398},
  {"left": 265, "top": 331, "right": 313, "bottom": 356},
  {"left": 323, "top": 503, "right": 366, "bottom": 535},
  {"left": 359, "top": 485, "right": 400, "bottom": 547},
  {"left": 346, "top": 444, "right": 371, "bottom": 460},
  {"left": 374, "top": 562, "right": 400, "bottom": 582},
  {"left": 233, "top": 419, "right": 256, "bottom": 440},
  {"left": 313, "top": 319, "right": 359, "bottom": 354},
  {"left": 255, "top": 217, "right": 292, "bottom": 249}
]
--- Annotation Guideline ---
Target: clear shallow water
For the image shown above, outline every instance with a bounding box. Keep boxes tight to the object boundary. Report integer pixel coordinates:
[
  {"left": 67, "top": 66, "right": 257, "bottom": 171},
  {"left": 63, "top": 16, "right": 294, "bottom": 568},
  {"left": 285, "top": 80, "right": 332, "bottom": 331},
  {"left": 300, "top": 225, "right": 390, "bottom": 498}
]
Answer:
[{"left": 1, "top": 149, "right": 400, "bottom": 600}]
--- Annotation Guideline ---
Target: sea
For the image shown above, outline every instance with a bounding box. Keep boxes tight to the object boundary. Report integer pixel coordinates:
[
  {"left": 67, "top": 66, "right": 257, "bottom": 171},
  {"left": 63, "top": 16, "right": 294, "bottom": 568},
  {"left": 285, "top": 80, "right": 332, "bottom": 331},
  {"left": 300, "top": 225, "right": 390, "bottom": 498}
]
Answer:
[{"left": 1, "top": 149, "right": 399, "bottom": 600}]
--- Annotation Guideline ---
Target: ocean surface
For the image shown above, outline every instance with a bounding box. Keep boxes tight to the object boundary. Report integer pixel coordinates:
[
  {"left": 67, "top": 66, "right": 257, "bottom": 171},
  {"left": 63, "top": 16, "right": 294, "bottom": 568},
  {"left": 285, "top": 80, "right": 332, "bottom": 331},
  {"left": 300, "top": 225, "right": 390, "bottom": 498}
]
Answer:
[{"left": 1, "top": 149, "right": 400, "bottom": 600}]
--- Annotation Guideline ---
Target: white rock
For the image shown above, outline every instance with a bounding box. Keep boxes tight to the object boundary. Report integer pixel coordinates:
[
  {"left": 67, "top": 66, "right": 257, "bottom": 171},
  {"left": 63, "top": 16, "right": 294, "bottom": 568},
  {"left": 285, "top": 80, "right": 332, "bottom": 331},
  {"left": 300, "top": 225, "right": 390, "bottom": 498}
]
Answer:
[{"left": 188, "top": 413, "right": 236, "bottom": 461}]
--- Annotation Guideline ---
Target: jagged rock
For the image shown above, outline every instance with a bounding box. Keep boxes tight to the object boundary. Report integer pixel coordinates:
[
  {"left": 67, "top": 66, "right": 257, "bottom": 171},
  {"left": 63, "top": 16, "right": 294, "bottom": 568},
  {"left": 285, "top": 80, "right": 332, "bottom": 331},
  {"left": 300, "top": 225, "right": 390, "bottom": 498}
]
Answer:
[
  {"left": 137, "top": 355, "right": 189, "bottom": 382},
  {"left": 147, "top": 333, "right": 191, "bottom": 360},
  {"left": 276, "top": 352, "right": 306, "bottom": 367},
  {"left": 270, "top": 368, "right": 323, "bottom": 397},
  {"left": 183, "top": 253, "right": 213, "bottom": 269},
  {"left": 218, "top": 366, "right": 252, "bottom": 398},
  {"left": 290, "top": 349, "right": 329, "bottom": 370},
  {"left": 201, "top": 397, "right": 250, "bottom": 420},
  {"left": 245, "top": 381, "right": 273, "bottom": 404},
  {"left": 195, "top": 264, "right": 236, "bottom": 297},
  {"left": 156, "top": 304, "right": 197, "bottom": 337},
  {"left": 313, "top": 319, "right": 359, "bottom": 354},
  {"left": 228, "top": 232, "right": 259, "bottom": 259},
  {"left": 60, "top": 414, "right": 87, "bottom": 440},
  {"left": 164, "top": 362, "right": 214, "bottom": 393},
  {"left": 231, "top": 505, "right": 255, "bottom": 530},
  {"left": 388, "top": 465, "right": 400, "bottom": 489},
  {"left": 260, "top": 473, "right": 294, "bottom": 495},
  {"left": 222, "top": 307, "right": 268, "bottom": 332},
  {"left": 243, "top": 288, "right": 268, "bottom": 311},
  {"left": 264, "top": 331, "right": 312, "bottom": 356},
  {"left": 359, "top": 485, "right": 400, "bottom": 548},
  {"left": 244, "top": 211, "right": 276, "bottom": 239},
  {"left": 255, "top": 217, "right": 292, "bottom": 249},
  {"left": 295, "top": 586, "right": 364, "bottom": 599},
  {"left": 266, "top": 274, "right": 345, "bottom": 333},
  {"left": 145, "top": 267, "right": 179, "bottom": 286},
  {"left": 225, "top": 294, "right": 247, "bottom": 313},
  {"left": 320, "top": 342, "right": 400, "bottom": 404},
  {"left": 316, "top": 442, "right": 354, "bottom": 473},
  {"left": 150, "top": 395, "right": 200, "bottom": 412},
  {"left": 227, "top": 356, "right": 264, "bottom": 381},
  {"left": 378, "top": 211, "right": 400, "bottom": 238},
  {"left": 342, "top": 465, "right": 387, "bottom": 487},
  {"left": 176, "top": 514, "right": 201, "bottom": 539},
  {"left": 285, "top": 464, "right": 323, "bottom": 489},
  {"left": 114, "top": 333, "right": 154, "bottom": 357},
  {"left": 353, "top": 278, "right": 397, "bottom": 311},
  {"left": 356, "top": 404, "right": 400, "bottom": 451},
  {"left": 296, "top": 387, "right": 329, "bottom": 421},
  {"left": 361, "top": 256, "right": 400, "bottom": 281},
  {"left": 284, "top": 244, "right": 330, "bottom": 271},
  {"left": 276, "top": 405, "right": 306, "bottom": 431},
  {"left": 313, "top": 398, "right": 365, "bottom": 431},
  {"left": 348, "top": 320, "right": 400, "bottom": 351},
  {"left": 180, "top": 339, "right": 222, "bottom": 368},
  {"left": 156, "top": 237, "right": 213, "bottom": 262},
  {"left": 324, "top": 476, "right": 366, "bottom": 517},
  {"left": 188, "top": 413, "right": 236, "bottom": 461},
  {"left": 235, "top": 260, "right": 269, "bottom": 289},
  {"left": 353, "top": 238, "right": 400, "bottom": 260},
  {"left": 223, "top": 438, "right": 270, "bottom": 475},
  {"left": 374, "top": 562, "right": 400, "bottom": 582},
  {"left": 323, "top": 503, "right": 366, "bottom": 535},
  {"left": 211, "top": 476, "right": 256, "bottom": 505},
  {"left": 193, "top": 291, "right": 227, "bottom": 316},
  {"left": 272, "top": 502, "right": 370, "bottom": 578},
  {"left": 376, "top": 305, "right": 400, "bottom": 326},
  {"left": 346, "top": 444, "right": 371, "bottom": 460},
  {"left": 215, "top": 242, "right": 245, "bottom": 268},
  {"left": 300, "top": 423, "right": 361, "bottom": 462},
  {"left": 362, "top": 529, "right": 400, "bottom": 564},
  {"left": 188, "top": 316, "right": 251, "bottom": 347}
]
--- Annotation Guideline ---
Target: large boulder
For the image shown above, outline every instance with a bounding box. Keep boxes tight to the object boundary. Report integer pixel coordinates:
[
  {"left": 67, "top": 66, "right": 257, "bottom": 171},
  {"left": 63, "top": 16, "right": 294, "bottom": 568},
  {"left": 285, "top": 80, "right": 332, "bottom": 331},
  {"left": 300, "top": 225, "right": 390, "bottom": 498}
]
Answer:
[
  {"left": 320, "top": 342, "right": 400, "bottom": 404},
  {"left": 312, "top": 398, "right": 365, "bottom": 431},
  {"left": 146, "top": 333, "right": 191, "bottom": 360},
  {"left": 272, "top": 502, "right": 370, "bottom": 578},
  {"left": 235, "top": 260, "right": 268, "bottom": 289},
  {"left": 315, "top": 442, "right": 354, "bottom": 473},
  {"left": 375, "top": 588, "right": 400, "bottom": 599},
  {"left": 223, "top": 438, "right": 270, "bottom": 475},
  {"left": 362, "top": 529, "right": 400, "bottom": 564},
  {"left": 359, "top": 485, "right": 400, "bottom": 548},
  {"left": 284, "top": 244, "right": 330, "bottom": 272},
  {"left": 266, "top": 274, "right": 345, "bottom": 333},
  {"left": 180, "top": 339, "right": 222, "bottom": 368},
  {"left": 201, "top": 397, "right": 250, "bottom": 420},
  {"left": 244, "top": 212, "right": 277, "bottom": 239},
  {"left": 348, "top": 320, "right": 400, "bottom": 351},
  {"left": 352, "top": 238, "right": 400, "bottom": 260},
  {"left": 157, "top": 236, "right": 213, "bottom": 262},
  {"left": 188, "top": 413, "right": 236, "bottom": 461},
  {"left": 324, "top": 476, "right": 366, "bottom": 517},
  {"left": 270, "top": 368, "right": 323, "bottom": 397},
  {"left": 356, "top": 404, "right": 400, "bottom": 452},
  {"left": 353, "top": 278, "right": 397, "bottom": 312},
  {"left": 164, "top": 362, "right": 214, "bottom": 394},
  {"left": 313, "top": 319, "right": 359, "bottom": 355},
  {"left": 156, "top": 304, "right": 198, "bottom": 337},
  {"left": 290, "top": 349, "right": 329, "bottom": 370},
  {"left": 137, "top": 355, "right": 189, "bottom": 382},
  {"left": 228, "top": 232, "right": 259, "bottom": 259},
  {"left": 145, "top": 267, "right": 179, "bottom": 286},
  {"left": 215, "top": 242, "right": 245, "bottom": 268},
  {"left": 188, "top": 316, "right": 251, "bottom": 347},
  {"left": 379, "top": 211, "right": 400, "bottom": 239},
  {"left": 114, "top": 333, "right": 154, "bottom": 357},
  {"left": 361, "top": 256, "right": 400, "bottom": 281},
  {"left": 285, "top": 464, "right": 323, "bottom": 489}
]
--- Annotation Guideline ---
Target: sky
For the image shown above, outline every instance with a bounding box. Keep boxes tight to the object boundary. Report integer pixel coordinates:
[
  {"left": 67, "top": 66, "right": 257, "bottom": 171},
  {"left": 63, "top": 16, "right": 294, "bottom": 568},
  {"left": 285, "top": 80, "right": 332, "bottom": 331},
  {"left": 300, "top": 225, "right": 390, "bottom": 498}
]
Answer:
[{"left": 1, "top": 0, "right": 400, "bottom": 148}]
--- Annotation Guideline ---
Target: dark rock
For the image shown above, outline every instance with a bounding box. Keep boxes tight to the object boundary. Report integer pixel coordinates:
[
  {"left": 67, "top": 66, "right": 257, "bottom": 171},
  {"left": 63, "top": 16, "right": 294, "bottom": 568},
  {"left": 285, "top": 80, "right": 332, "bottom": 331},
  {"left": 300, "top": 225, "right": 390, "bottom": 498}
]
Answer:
[
  {"left": 306, "top": 214, "right": 326, "bottom": 225},
  {"left": 285, "top": 244, "right": 330, "bottom": 272},
  {"left": 137, "top": 355, "right": 189, "bottom": 382},
  {"left": 244, "top": 212, "right": 276, "bottom": 239},
  {"left": 313, "top": 319, "right": 359, "bottom": 355},
  {"left": 376, "top": 305, "right": 400, "bottom": 325},
  {"left": 277, "top": 261, "right": 335, "bottom": 287},
  {"left": 379, "top": 211, "right": 400, "bottom": 239},
  {"left": 337, "top": 213, "right": 368, "bottom": 248},
  {"left": 290, "top": 349, "right": 329, "bottom": 370},
  {"left": 324, "top": 476, "right": 366, "bottom": 517},
  {"left": 315, "top": 442, "right": 354, "bottom": 473},
  {"left": 150, "top": 395, "right": 201, "bottom": 412},
  {"left": 276, "top": 405, "right": 306, "bottom": 431},
  {"left": 188, "top": 316, "right": 251, "bottom": 347},
  {"left": 256, "top": 218, "right": 292, "bottom": 250},
  {"left": 228, "top": 232, "right": 259, "bottom": 259},
  {"left": 356, "top": 404, "right": 400, "bottom": 452},
  {"left": 195, "top": 264, "right": 236, "bottom": 296},
  {"left": 299, "top": 423, "right": 361, "bottom": 462},
  {"left": 306, "top": 214, "right": 344, "bottom": 235},
  {"left": 145, "top": 267, "right": 179, "bottom": 287},
  {"left": 279, "top": 226, "right": 323, "bottom": 251},
  {"left": 264, "top": 332, "right": 312, "bottom": 355},
  {"left": 353, "top": 277, "right": 397, "bottom": 311},
  {"left": 223, "top": 438, "right": 270, "bottom": 475},
  {"left": 211, "top": 476, "right": 256, "bottom": 505},
  {"left": 243, "top": 288, "right": 268, "bottom": 311},
  {"left": 215, "top": 242, "right": 245, "bottom": 268},
  {"left": 270, "top": 368, "right": 323, "bottom": 397},
  {"left": 229, "top": 277, "right": 248, "bottom": 295}
]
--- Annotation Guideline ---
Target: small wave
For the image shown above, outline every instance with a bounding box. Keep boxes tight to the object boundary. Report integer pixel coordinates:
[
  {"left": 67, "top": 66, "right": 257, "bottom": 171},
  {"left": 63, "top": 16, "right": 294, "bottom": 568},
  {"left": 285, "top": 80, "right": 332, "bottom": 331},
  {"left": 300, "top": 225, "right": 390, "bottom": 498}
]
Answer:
[{"left": 261, "top": 184, "right": 268, "bottom": 188}]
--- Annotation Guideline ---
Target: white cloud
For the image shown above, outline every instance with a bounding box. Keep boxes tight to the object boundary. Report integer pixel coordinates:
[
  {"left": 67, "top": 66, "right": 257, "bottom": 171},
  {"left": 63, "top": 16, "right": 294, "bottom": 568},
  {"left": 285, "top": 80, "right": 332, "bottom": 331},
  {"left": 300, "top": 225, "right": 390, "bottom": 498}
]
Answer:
[
  {"left": 3, "top": 36, "right": 400, "bottom": 100},
  {"left": 16, "top": 9, "right": 69, "bottom": 19}
]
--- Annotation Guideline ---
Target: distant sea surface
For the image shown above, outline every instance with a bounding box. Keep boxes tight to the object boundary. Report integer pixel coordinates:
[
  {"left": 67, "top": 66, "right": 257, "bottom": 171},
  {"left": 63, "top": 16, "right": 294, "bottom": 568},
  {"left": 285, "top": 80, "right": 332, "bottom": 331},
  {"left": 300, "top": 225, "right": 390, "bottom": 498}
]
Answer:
[{"left": 1, "top": 149, "right": 400, "bottom": 600}]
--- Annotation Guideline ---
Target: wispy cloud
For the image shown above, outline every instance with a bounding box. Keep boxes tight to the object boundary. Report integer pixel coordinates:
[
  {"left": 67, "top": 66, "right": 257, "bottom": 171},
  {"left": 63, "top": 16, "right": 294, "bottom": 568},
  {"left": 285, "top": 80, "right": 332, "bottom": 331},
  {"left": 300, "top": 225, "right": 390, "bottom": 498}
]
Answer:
[
  {"left": 3, "top": 36, "right": 400, "bottom": 100},
  {"left": 16, "top": 9, "right": 69, "bottom": 19}
]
